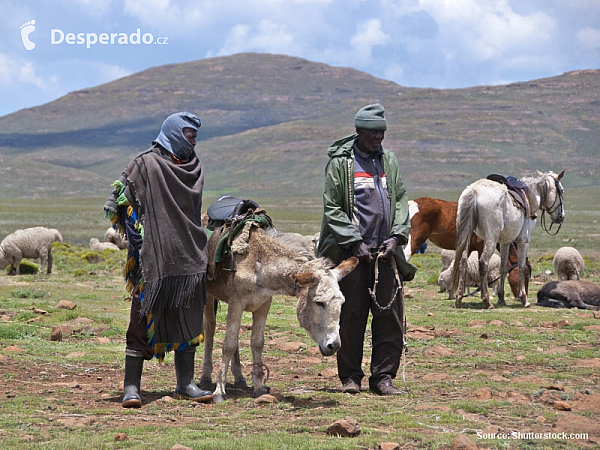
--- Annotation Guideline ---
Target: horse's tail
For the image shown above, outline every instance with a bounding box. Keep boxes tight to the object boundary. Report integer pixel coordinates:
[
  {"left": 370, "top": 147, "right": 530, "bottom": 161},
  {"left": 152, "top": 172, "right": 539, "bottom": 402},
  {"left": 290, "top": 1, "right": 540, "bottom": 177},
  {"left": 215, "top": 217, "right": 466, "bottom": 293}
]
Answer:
[{"left": 450, "top": 189, "right": 478, "bottom": 293}]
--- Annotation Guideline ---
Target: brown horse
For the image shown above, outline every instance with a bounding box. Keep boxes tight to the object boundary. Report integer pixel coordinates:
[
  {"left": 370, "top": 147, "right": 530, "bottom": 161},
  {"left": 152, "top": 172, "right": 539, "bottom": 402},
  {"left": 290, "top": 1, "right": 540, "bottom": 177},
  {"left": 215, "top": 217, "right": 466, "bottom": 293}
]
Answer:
[{"left": 405, "top": 197, "right": 530, "bottom": 298}]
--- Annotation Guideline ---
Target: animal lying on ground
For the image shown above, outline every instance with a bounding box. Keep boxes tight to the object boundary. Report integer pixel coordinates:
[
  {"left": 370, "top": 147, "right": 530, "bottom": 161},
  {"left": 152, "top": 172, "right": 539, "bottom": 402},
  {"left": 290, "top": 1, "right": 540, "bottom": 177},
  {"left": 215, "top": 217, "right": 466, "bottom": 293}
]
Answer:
[
  {"left": 0, "top": 226, "right": 63, "bottom": 275},
  {"left": 89, "top": 238, "right": 120, "bottom": 252},
  {"left": 553, "top": 246, "right": 584, "bottom": 280},
  {"left": 104, "top": 227, "right": 129, "bottom": 250},
  {"left": 439, "top": 251, "right": 501, "bottom": 299},
  {"left": 536, "top": 280, "right": 600, "bottom": 310}
]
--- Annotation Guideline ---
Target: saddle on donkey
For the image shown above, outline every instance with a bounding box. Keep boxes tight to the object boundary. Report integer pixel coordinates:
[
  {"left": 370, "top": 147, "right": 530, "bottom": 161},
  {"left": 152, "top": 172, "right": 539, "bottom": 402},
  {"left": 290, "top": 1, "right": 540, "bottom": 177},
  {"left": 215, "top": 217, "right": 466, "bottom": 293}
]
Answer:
[
  {"left": 205, "top": 196, "right": 274, "bottom": 280},
  {"left": 487, "top": 174, "right": 537, "bottom": 220}
]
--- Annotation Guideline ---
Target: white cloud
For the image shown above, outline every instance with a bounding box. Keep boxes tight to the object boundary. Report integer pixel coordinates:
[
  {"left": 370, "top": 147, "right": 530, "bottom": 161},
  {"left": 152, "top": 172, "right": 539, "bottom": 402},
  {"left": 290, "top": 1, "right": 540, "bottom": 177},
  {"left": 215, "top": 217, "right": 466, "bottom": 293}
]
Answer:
[
  {"left": 350, "top": 18, "right": 391, "bottom": 59},
  {"left": 383, "top": 62, "right": 405, "bottom": 83},
  {"left": 123, "top": 0, "right": 210, "bottom": 32},
  {"left": 0, "top": 53, "right": 47, "bottom": 89},
  {"left": 417, "top": 0, "right": 555, "bottom": 62},
  {"left": 18, "top": 62, "right": 47, "bottom": 89},
  {"left": 215, "top": 20, "right": 297, "bottom": 56},
  {"left": 97, "top": 63, "right": 132, "bottom": 84},
  {"left": 577, "top": 26, "right": 600, "bottom": 49}
]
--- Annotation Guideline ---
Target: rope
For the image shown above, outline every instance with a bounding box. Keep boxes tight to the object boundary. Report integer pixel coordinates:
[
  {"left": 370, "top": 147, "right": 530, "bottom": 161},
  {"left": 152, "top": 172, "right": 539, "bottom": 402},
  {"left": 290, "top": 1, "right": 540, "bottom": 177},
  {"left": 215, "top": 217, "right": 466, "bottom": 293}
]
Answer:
[
  {"left": 368, "top": 253, "right": 401, "bottom": 311},
  {"left": 368, "top": 252, "right": 410, "bottom": 393}
]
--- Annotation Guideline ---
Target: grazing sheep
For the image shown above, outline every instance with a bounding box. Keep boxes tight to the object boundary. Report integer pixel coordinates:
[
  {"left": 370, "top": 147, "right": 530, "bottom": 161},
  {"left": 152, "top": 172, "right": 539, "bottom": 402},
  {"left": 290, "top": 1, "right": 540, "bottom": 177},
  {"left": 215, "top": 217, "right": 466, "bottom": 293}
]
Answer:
[
  {"left": 537, "top": 280, "right": 599, "bottom": 310},
  {"left": 439, "top": 251, "right": 501, "bottom": 299},
  {"left": 49, "top": 228, "right": 63, "bottom": 243},
  {"left": 440, "top": 249, "right": 455, "bottom": 271},
  {"left": 553, "top": 246, "right": 584, "bottom": 280},
  {"left": 0, "top": 226, "right": 63, "bottom": 275},
  {"left": 276, "top": 232, "right": 317, "bottom": 256},
  {"left": 89, "top": 238, "right": 120, "bottom": 252},
  {"left": 104, "top": 227, "right": 128, "bottom": 250}
]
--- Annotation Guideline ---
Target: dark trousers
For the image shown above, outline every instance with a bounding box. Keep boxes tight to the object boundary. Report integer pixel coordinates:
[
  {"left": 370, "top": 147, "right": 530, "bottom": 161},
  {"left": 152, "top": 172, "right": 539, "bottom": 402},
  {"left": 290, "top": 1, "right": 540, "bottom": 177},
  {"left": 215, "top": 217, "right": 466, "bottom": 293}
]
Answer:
[
  {"left": 126, "top": 285, "right": 154, "bottom": 360},
  {"left": 337, "top": 256, "right": 405, "bottom": 389}
]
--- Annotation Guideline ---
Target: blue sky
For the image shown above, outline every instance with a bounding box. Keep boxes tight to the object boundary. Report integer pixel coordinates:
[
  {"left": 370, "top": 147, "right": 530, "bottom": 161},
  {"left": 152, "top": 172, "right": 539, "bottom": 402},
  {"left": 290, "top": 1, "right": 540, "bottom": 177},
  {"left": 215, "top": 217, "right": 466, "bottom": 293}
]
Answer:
[{"left": 1, "top": 0, "right": 599, "bottom": 117}]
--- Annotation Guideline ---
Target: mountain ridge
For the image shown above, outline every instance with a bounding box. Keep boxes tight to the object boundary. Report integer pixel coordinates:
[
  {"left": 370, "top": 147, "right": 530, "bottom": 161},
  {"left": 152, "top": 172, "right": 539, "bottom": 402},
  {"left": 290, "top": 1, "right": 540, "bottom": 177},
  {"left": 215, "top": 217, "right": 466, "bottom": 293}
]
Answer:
[{"left": 0, "top": 53, "right": 598, "bottom": 198}]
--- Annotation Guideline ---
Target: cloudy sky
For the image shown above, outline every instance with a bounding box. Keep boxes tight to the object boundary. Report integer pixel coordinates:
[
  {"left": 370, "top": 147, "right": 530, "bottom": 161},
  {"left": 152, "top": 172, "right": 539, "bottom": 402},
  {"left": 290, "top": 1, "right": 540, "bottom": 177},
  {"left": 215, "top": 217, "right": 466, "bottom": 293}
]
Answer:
[{"left": 1, "top": 0, "right": 599, "bottom": 117}]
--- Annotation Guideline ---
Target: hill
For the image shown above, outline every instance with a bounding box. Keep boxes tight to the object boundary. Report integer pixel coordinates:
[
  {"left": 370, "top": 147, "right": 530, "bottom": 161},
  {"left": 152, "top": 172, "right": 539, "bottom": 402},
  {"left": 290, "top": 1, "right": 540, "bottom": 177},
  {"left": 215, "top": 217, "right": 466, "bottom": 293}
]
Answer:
[{"left": 0, "top": 53, "right": 598, "bottom": 199}]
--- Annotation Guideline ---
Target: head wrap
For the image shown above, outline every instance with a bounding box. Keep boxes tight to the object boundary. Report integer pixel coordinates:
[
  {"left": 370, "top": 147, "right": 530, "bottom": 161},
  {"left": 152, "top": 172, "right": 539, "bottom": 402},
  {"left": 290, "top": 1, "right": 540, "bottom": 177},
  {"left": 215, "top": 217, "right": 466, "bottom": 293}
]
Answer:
[
  {"left": 154, "top": 112, "right": 201, "bottom": 160},
  {"left": 354, "top": 103, "right": 387, "bottom": 131}
]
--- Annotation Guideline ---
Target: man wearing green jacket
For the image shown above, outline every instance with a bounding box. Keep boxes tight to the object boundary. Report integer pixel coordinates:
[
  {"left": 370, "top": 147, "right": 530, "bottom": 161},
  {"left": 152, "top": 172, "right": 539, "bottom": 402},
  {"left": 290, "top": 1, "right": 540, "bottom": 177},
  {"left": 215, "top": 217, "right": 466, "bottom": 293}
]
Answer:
[{"left": 318, "top": 103, "right": 416, "bottom": 395}]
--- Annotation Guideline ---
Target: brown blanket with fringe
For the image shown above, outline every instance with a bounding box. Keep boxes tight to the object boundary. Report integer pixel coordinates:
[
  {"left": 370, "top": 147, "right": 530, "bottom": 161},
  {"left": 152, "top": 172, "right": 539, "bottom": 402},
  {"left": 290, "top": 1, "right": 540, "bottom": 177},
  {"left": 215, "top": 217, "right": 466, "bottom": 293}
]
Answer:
[{"left": 117, "top": 147, "right": 208, "bottom": 346}]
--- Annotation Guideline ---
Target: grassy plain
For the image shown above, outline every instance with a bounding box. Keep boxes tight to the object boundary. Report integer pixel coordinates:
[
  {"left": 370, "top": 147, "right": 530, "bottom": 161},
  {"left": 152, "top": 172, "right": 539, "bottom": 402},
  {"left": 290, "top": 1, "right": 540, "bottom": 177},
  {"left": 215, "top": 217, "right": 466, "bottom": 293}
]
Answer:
[{"left": 0, "top": 191, "right": 599, "bottom": 450}]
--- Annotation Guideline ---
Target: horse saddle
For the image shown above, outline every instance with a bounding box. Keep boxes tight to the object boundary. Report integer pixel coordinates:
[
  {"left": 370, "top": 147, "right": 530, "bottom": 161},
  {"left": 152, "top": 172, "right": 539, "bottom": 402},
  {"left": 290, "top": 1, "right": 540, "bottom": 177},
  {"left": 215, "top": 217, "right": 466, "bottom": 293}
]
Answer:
[
  {"left": 487, "top": 174, "right": 536, "bottom": 219},
  {"left": 206, "top": 196, "right": 273, "bottom": 280}
]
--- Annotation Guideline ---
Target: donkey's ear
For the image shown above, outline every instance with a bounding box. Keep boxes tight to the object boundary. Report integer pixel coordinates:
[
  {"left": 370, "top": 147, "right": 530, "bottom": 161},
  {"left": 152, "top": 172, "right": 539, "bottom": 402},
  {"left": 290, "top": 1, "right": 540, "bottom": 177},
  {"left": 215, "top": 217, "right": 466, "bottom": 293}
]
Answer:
[
  {"left": 292, "top": 272, "right": 319, "bottom": 287},
  {"left": 536, "top": 170, "right": 543, "bottom": 176},
  {"left": 557, "top": 169, "right": 565, "bottom": 180},
  {"left": 331, "top": 256, "right": 359, "bottom": 281}
]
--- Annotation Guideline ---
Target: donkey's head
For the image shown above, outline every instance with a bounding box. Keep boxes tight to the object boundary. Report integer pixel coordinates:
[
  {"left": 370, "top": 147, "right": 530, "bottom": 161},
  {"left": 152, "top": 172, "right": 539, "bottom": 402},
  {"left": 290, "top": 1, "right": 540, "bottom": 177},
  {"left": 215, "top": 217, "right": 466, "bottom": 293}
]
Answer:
[{"left": 292, "top": 257, "right": 358, "bottom": 356}]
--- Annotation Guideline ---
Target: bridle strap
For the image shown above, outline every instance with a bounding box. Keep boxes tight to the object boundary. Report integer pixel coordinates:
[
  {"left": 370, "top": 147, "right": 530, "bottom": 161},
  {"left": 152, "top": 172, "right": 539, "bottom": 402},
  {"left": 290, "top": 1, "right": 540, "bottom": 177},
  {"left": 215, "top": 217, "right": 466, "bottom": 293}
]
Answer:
[{"left": 540, "top": 176, "right": 564, "bottom": 236}]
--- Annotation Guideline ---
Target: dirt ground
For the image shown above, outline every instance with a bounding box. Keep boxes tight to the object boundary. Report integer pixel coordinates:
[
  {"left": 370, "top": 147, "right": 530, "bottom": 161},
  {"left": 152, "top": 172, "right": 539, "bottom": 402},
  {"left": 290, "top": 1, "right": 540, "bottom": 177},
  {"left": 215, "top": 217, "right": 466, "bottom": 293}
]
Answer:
[
  {"left": 1, "top": 273, "right": 600, "bottom": 449},
  {"left": 2, "top": 332, "right": 600, "bottom": 448}
]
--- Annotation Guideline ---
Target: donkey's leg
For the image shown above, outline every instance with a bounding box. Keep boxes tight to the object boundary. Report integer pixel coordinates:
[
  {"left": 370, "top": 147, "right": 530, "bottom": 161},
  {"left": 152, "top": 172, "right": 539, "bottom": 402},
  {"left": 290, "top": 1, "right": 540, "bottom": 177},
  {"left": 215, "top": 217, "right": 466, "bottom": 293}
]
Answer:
[
  {"left": 478, "top": 242, "right": 496, "bottom": 309},
  {"left": 568, "top": 292, "right": 600, "bottom": 310},
  {"left": 200, "top": 297, "right": 217, "bottom": 390},
  {"left": 496, "top": 243, "right": 510, "bottom": 306},
  {"left": 517, "top": 242, "right": 531, "bottom": 307},
  {"left": 213, "top": 301, "right": 245, "bottom": 403},
  {"left": 249, "top": 297, "right": 272, "bottom": 398},
  {"left": 231, "top": 345, "right": 248, "bottom": 389}
]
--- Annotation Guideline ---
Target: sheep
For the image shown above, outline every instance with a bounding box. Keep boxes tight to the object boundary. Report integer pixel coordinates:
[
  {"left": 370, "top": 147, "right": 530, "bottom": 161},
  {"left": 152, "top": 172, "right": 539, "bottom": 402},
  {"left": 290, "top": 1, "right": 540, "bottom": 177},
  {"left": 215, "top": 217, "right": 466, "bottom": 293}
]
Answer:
[
  {"left": 0, "top": 227, "right": 63, "bottom": 275},
  {"left": 275, "top": 232, "right": 318, "bottom": 257},
  {"left": 89, "top": 238, "right": 120, "bottom": 252},
  {"left": 49, "top": 228, "right": 63, "bottom": 243},
  {"left": 440, "top": 249, "right": 455, "bottom": 271},
  {"left": 104, "top": 227, "right": 128, "bottom": 250},
  {"left": 553, "top": 246, "right": 584, "bottom": 281},
  {"left": 438, "top": 251, "right": 501, "bottom": 299}
]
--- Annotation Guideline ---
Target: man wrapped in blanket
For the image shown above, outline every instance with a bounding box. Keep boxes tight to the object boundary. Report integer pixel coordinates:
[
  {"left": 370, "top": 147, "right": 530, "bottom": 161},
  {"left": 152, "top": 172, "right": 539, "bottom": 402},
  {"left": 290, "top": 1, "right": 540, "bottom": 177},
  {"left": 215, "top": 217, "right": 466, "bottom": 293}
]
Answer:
[{"left": 105, "top": 112, "right": 213, "bottom": 407}]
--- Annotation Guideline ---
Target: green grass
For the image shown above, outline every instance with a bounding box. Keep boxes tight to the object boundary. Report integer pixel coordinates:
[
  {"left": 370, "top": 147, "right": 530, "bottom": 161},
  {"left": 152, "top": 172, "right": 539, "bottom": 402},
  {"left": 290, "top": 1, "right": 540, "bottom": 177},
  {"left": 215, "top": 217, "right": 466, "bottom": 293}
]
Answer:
[{"left": 0, "top": 197, "right": 598, "bottom": 449}]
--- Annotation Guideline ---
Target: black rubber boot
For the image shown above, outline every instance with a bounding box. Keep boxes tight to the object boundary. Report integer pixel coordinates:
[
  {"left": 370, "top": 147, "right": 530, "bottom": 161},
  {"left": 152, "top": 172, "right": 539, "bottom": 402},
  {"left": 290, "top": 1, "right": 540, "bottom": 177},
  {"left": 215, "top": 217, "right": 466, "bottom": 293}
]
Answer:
[
  {"left": 122, "top": 355, "right": 144, "bottom": 408},
  {"left": 174, "top": 350, "right": 213, "bottom": 403}
]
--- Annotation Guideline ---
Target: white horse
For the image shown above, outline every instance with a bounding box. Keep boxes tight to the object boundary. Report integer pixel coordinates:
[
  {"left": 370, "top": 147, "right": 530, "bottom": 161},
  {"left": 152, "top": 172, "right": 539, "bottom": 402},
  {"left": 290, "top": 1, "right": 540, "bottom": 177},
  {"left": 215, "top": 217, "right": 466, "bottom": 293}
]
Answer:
[
  {"left": 451, "top": 170, "right": 565, "bottom": 309},
  {"left": 201, "top": 227, "right": 357, "bottom": 403}
]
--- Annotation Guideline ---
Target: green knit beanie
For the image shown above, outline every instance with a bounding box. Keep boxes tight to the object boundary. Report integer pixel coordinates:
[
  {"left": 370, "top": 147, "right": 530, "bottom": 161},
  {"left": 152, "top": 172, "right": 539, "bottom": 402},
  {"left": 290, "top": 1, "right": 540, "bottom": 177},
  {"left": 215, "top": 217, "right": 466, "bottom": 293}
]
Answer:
[{"left": 354, "top": 103, "right": 387, "bottom": 130}]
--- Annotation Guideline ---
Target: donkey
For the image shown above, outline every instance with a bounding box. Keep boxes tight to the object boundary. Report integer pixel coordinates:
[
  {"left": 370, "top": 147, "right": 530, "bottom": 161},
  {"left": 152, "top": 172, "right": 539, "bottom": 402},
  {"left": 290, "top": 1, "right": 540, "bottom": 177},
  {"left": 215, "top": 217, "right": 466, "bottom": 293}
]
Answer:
[
  {"left": 451, "top": 170, "right": 565, "bottom": 309},
  {"left": 537, "top": 280, "right": 600, "bottom": 310},
  {"left": 202, "top": 227, "right": 358, "bottom": 403}
]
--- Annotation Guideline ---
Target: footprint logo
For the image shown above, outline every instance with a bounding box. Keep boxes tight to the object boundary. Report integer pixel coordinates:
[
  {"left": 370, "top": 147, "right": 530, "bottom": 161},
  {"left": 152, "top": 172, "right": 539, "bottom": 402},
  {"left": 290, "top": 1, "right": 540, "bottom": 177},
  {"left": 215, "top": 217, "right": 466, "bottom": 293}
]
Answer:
[{"left": 20, "top": 20, "right": 36, "bottom": 50}]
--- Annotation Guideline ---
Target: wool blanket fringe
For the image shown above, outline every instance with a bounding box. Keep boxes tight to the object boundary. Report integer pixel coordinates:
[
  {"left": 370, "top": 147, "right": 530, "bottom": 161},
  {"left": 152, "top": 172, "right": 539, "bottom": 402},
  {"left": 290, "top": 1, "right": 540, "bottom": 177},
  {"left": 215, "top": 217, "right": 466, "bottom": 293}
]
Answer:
[{"left": 140, "top": 272, "right": 205, "bottom": 317}]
